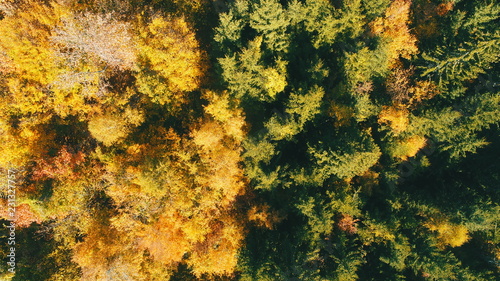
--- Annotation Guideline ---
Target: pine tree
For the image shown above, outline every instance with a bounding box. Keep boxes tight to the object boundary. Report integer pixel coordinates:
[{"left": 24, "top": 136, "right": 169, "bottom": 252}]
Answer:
[
  {"left": 420, "top": 2, "right": 500, "bottom": 97},
  {"left": 308, "top": 132, "right": 381, "bottom": 182},
  {"left": 218, "top": 36, "right": 287, "bottom": 101},
  {"left": 249, "top": 0, "right": 290, "bottom": 53}
]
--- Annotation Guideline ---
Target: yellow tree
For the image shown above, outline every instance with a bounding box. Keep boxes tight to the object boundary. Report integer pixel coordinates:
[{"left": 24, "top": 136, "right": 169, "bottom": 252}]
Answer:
[
  {"left": 97, "top": 90, "right": 247, "bottom": 278},
  {"left": 378, "top": 104, "right": 410, "bottom": 135},
  {"left": 0, "top": 1, "right": 65, "bottom": 118},
  {"left": 72, "top": 211, "right": 149, "bottom": 281},
  {"left": 135, "top": 15, "right": 207, "bottom": 108},
  {"left": 424, "top": 215, "right": 470, "bottom": 249},
  {"left": 87, "top": 113, "right": 133, "bottom": 147},
  {"left": 0, "top": 116, "right": 57, "bottom": 169}
]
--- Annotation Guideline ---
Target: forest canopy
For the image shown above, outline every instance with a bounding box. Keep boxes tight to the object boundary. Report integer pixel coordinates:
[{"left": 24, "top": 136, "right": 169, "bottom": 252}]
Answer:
[{"left": 0, "top": 0, "right": 498, "bottom": 280}]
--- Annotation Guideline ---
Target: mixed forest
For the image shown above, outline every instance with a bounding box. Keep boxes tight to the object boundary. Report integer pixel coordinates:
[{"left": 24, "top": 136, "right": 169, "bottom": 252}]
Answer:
[{"left": 0, "top": 0, "right": 499, "bottom": 280}]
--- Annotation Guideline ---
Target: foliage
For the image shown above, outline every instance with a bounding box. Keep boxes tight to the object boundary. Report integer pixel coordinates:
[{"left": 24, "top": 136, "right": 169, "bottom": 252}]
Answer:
[
  {"left": 1, "top": 0, "right": 499, "bottom": 280},
  {"left": 135, "top": 15, "right": 207, "bottom": 108}
]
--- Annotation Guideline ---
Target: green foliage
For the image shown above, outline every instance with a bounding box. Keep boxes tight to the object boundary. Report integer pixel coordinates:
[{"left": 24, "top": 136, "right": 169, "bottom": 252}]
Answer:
[
  {"left": 265, "top": 86, "right": 324, "bottom": 141},
  {"left": 409, "top": 92, "right": 500, "bottom": 160},
  {"left": 344, "top": 46, "right": 389, "bottom": 86},
  {"left": 420, "top": 2, "right": 500, "bottom": 97},
  {"left": 308, "top": 133, "right": 381, "bottom": 181},
  {"left": 218, "top": 36, "right": 287, "bottom": 101},
  {"left": 249, "top": 0, "right": 290, "bottom": 52}
]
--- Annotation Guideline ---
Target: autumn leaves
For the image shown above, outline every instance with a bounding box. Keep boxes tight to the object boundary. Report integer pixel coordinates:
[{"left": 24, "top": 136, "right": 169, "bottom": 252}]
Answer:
[
  {"left": 1, "top": 0, "right": 499, "bottom": 280},
  {"left": 0, "top": 1, "right": 246, "bottom": 279}
]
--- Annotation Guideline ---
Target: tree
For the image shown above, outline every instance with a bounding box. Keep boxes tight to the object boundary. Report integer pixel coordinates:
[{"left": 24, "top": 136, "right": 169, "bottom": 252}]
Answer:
[
  {"left": 308, "top": 137, "right": 381, "bottom": 182},
  {"left": 370, "top": 0, "right": 418, "bottom": 67},
  {"left": 249, "top": 0, "right": 290, "bottom": 53},
  {"left": 94, "top": 88, "right": 247, "bottom": 278},
  {"left": 408, "top": 92, "right": 500, "bottom": 160},
  {"left": 51, "top": 12, "right": 136, "bottom": 70},
  {"left": 424, "top": 216, "right": 470, "bottom": 249},
  {"left": 265, "top": 85, "right": 324, "bottom": 141},
  {"left": 0, "top": 1, "right": 63, "bottom": 118},
  {"left": 135, "top": 15, "right": 206, "bottom": 108},
  {"left": 218, "top": 36, "right": 287, "bottom": 101},
  {"left": 87, "top": 112, "right": 134, "bottom": 146},
  {"left": 419, "top": 1, "right": 500, "bottom": 97}
]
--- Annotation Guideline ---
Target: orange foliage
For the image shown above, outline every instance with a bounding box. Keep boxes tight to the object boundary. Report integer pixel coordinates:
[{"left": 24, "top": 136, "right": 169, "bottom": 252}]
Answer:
[
  {"left": 32, "top": 146, "right": 85, "bottom": 181},
  {"left": 73, "top": 214, "right": 145, "bottom": 281},
  {"left": 328, "top": 101, "right": 354, "bottom": 128},
  {"left": 412, "top": 0, "right": 439, "bottom": 39},
  {"left": 371, "top": 0, "right": 418, "bottom": 66},
  {"left": 137, "top": 212, "right": 190, "bottom": 265},
  {"left": 437, "top": 2, "right": 454, "bottom": 16},
  {"left": 386, "top": 62, "right": 439, "bottom": 107},
  {"left": 409, "top": 80, "right": 439, "bottom": 106},
  {"left": 247, "top": 203, "right": 282, "bottom": 229},
  {"left": 386, "top": 63, "right": 413, "bottom": 104},
  {"left": 337, "top": 213, "right": 359, "bottom": 235},
  {"left": 0, "top": 202, "right": 41, "bottom": 227},
  {"left": 100, "top": 91, "right": 247, "bottom": 277},
  {"left": 413, "top": 0, "right": 452, "bottom": 39},
  {"left": 191, "top": 93, "right": 247, "bottom": 207},
  {"left": 187, "top": 214, "right": 245, "bottom": 277}
]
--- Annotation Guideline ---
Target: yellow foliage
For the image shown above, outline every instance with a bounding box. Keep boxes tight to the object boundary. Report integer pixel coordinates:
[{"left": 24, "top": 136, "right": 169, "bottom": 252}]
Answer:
[
  {"left": 87, "top": 104, "right": 144, "bottom": 146},
  {"left": 378, "top": 105, "right": 409, "bottom": 134},
  {"left": 136, "top": 16, "right": 207, "bottom": 106},
  {"left": 102, "top": 110, "right": 246, "bottom": 276},
  {"left": 371, "top": 0, "right": 418, "bottom": 66},
  {"left": 73, "top": 215, "right": 145, "bottom": 281},
  {"left": 0, "top": 2, "right": 63, "bottom": 116},
  {"left": 0, "top": 50, "right": 14, "bottom": 73},
  {"left": 392, "top": 135, "right": 427, "bottom": 160},
  {"left": 359, "top": 219, "right": 396, "bottom": 245},
  {"left": 88, "top": 114, "right": 131, "bottom": 146},
  {"left": 191, "top": 111, "right": 246, "bottom": 206},
  {"left": 0, "top": 119, "right": 55, "bottom": 169},
  {"left": 0, "top": 2, "right": 105, "bottom": 119},
  {"left": 192, "top": 121, "right": 224, "bottom": 150},
  {"left": 424, "top": 217, "right": 470, "bottom": 248},
  {"left": 263, "top": 67, "right": 287, "bottom": 99},
  {"left": 202, "top": 91, "right": 246, "bottom": 141},
  {"left": 203, "top": 90, "right": 234, "bottom": 123},
  {"left": 0, "top": 132, "right": 31, "bottom": 168}
]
